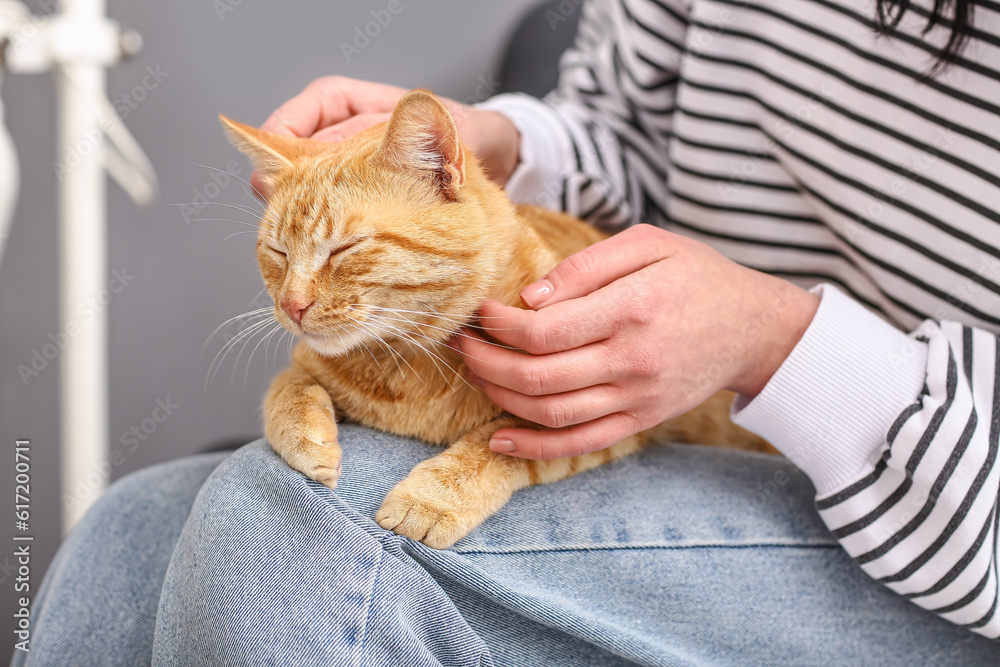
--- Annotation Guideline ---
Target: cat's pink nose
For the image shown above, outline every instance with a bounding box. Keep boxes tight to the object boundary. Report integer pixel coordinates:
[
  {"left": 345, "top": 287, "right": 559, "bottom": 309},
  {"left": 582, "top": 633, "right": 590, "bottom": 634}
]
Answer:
[{"left": 280, "top": 296, "right": 314, "bottom": 325}]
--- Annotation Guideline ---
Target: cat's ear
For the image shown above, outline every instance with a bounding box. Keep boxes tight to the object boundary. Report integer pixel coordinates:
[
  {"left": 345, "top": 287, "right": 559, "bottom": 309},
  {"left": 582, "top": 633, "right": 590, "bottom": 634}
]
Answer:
[
  {"left": 378, "top": 90, "right": 465, "bottom": 200},
  {"left": 219, "top": 115, "right": 327, "bottom": 191}
]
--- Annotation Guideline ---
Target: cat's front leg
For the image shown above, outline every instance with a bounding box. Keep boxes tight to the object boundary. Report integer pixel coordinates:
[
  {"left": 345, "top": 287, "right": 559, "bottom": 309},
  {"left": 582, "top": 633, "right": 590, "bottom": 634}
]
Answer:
[
  {"left": 264, "top": 364, "right": 342, "bottom": 488},
  {"left": 376, "top": 417, "right": 644, "bottom": 549},
  {"left": 375, "top": 417, "right": 531, "bottom": 549}
]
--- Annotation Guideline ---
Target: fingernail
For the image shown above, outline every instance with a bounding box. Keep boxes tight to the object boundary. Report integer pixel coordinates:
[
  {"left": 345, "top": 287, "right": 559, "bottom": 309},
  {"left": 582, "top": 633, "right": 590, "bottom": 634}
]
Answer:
[
  {"left": 490, "top": 438, "right": 516, "bottom": 453},
  {"left": 521, "top": 279, "right": 554, "bottom": 309}
]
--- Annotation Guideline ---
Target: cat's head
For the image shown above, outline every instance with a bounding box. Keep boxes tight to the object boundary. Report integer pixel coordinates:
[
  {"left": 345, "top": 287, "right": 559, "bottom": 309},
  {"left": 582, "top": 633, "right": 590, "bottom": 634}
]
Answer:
[{"left": 221, "top": 90, "right": 512, "bottom": 358}]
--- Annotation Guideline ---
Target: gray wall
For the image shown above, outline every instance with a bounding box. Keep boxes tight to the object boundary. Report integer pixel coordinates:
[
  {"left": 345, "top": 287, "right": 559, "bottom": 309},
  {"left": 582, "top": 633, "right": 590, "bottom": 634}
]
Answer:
[{"left": 0, "top": 0, "right": 542, "bottom": 658}]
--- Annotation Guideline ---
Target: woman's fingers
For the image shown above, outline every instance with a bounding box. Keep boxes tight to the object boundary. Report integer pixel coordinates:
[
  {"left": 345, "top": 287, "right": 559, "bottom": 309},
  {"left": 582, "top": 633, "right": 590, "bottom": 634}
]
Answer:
[
  {"left": 472, "top": 258, "right": 663, "bottom": 357},
  {"left": 476, "top": 381, "right": 627, "bottom": 431},
  {"left": 519, "top": 224, "right": 674, "bottom": 308},
  {"left": 251, "top": 110, "right": 392, "bottom": 197},
  {"left": 310, "top": 113, "right": 392, "bottom": 142},
  {"left": 260, "top": 76, "right": 406, "bottom": 139},
  {"left": 471, "top": 298, "right": 618, "bottom": 356},
  {"left": 488, "top": 412, "right": 650, "bottom": 459},
  {"left": 460, "top": 329, "right": 620, "bottom": 396}
]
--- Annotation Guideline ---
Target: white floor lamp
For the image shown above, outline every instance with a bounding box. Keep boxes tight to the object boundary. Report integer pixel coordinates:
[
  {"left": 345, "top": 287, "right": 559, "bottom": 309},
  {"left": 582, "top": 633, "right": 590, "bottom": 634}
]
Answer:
[{"left": 0, "top": 0, "right": 157, "bottom": 533}]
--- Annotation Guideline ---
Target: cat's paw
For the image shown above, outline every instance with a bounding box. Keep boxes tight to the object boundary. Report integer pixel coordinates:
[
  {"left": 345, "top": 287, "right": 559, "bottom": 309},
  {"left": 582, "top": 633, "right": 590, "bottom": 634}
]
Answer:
[
  {"left": 376, "top": 470, "right": 485, "bottom": 549},
  {"left": 284, "top": 439, "right": 342, "bottom": 489},
  {"left": 268, "top": 414, "right": 342, "bottom": 488}
]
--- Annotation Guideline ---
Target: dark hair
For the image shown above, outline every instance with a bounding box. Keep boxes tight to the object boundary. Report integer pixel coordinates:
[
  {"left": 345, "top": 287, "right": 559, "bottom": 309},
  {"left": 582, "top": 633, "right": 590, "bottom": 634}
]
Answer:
[{"left": 875, "top": 0, "right": 975, "bottom": 73}]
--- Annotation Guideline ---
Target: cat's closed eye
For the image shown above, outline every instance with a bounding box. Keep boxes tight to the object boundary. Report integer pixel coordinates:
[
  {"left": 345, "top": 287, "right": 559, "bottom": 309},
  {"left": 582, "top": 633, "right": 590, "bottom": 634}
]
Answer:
[
  {"left": 263, "top": 245, "right": 287, "bottom": 262},
  {"left": 328, "top": 239, "right": 362, "bottom": 261}
]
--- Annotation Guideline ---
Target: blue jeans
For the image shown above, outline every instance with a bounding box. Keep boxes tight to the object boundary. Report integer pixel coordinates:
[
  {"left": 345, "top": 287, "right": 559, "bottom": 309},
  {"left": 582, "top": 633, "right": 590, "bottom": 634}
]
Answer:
[{"left": 12, "top": 426, "right": 1000, "bottom": 666}]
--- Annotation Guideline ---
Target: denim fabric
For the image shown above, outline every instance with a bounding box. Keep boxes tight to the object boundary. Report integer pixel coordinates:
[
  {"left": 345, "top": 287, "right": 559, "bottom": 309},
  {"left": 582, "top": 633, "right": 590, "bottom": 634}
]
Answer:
[
  {"left": 9, "top": 453, "right": 225, "bottom": 666},
  {"left": 13, "top": 426, "right": 1000, "bottom": 666}
]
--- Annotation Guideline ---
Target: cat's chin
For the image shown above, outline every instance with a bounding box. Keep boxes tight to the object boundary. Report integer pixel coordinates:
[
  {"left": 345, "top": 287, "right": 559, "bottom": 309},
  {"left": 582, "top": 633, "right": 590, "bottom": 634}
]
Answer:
[{"left": 300, "top": 331, "right": 361, "bottom": 358}]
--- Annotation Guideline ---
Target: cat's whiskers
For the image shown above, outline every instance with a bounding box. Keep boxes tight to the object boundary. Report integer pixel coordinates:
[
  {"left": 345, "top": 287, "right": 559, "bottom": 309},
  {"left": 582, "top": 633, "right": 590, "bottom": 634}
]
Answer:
[
  {"left": 423, "top": 306, "right": 524, "bottom": 339},
  {"left": 372, "top": 315, "right": 455, "bottom": 380},
  {"left": 361, "top": 306, "right": 510, "bottom": 338},
  {"left": 223, "top": 230, "right": 263, "bottom": 242},
  {"left": 344, "top": 314, "right": 423, "bottom": 384},
  {"left": 331, "top": 318, "right": 386, "bottom": 372},
  {"left": 363, "top": 312, "right": 490, "bottom": 365},
  {"left": 185, "top": 217, "right": 265, "bottom": 231},
  {"left": 241, "top": 184, "right": 263, "bottom": 205},
  {"left": 191, "top": 162, "right": 269, "bottom": 208},
  {"left": 364, "top": 306, "right": 468, "bottom": 330},
  {"left": 200, "top": 307, "right": 275, "bottom": 359},
  {"left": 332, "top": 329, "right": 349, "bottom": 356},
  {"left": 353, "top": 333, "right": 385, "bottom": 372},
  {"left": 361, "top": 304, "right": 515, "bottom": 330},
  {"left": 275, "top": 328, "right": 292, "bottom": 365},
  {"left": 363, "top": 309, "right": 520, "bottom": 351},
  {"left": 173, "top": 180, "right": 285, "bottom": 234},
  {"left": 231, "top": 220, "right": 281, "bottom": 241},
  {"left": 259, "top": 208, "right": 284, "bottom": 229},
  {"left": 172, "top": 200, "right": 266, "bottom": 220},
  {"left": 206, "top": 316, "right": 278, "bottom": 390},
  {"left": 240, "top": 320, "right": 287, "bottom": 389},
  {"left": 368, "top": 334, "right": 409, "bottom": 381},
  {"left": 361, "top": 317, "right": 453, "bottom": 387},
  {"left": 186, "top": 207, "right": 283, "bottom": 237},
  {"left": 222, "top": 317, "right": 282, "bottom": 387},
  {"left": 362, "top": 313, "right": 477, "bottom": 390}
]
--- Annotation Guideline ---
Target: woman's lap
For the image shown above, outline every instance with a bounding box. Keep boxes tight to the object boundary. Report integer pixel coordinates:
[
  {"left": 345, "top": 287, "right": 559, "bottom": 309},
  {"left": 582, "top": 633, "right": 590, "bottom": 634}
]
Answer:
[
  {"left": 13, "top": 425, "right": 1000, "bottom": 666},
  {"left": 10, "top": 450, "right": 227, "bottom": 667}
]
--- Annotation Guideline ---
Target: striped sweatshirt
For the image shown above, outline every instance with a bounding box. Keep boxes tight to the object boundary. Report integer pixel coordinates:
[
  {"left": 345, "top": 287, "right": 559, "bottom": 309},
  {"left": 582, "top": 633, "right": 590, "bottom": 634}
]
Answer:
[{"left": 480, "top": 0, "right": 1000, "bottom": 639}]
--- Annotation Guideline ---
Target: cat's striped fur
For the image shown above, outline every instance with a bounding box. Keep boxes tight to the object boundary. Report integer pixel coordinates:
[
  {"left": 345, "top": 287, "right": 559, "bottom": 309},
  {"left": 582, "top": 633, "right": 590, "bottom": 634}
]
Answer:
[{"left": 222, "top": 90, "right": 772, "bottom": 549}]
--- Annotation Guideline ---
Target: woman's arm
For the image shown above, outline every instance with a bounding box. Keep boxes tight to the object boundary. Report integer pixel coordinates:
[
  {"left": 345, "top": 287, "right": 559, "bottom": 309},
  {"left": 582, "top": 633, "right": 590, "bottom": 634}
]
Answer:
[
  {"left": 478, "top": 0, "right": 1000, "bottom": 637},
  {"left": 736, "top": 286, "right": 1000, "bottom": 633},
  {"left": 480, "top": 0, "right": 685, "bottom": 230},
  {"left": 461, "top": 228, "right": 1000, "bottom": 636}
]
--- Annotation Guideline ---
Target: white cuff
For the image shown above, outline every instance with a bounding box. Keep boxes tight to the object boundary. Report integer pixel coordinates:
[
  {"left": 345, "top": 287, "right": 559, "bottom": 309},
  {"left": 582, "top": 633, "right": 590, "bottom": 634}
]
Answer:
[
  {"left": 731, "top": 284, "right": 929, "bottom": 497},
  {"left": 476, "top": 93, "right": 573, "bottom": 209}
]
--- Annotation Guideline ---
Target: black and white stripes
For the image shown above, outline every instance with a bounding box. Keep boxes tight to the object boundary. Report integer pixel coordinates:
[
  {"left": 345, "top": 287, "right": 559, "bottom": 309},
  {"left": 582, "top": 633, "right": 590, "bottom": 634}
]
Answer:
[
  {"left": 819, "top": 324, "right": 1000, "bottom": 631},
  {"left": 483, "top": 0, "right": 1000, "bottom": 639}
]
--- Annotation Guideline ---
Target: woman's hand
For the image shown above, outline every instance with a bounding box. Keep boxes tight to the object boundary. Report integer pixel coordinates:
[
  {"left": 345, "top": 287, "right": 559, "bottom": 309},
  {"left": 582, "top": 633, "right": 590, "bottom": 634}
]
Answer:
[
  {"left": 250, "top": 76, "right": 519, "bottom": 197},
  {"left": 457, "top": 224, "right": 821, "bottom": 460}
]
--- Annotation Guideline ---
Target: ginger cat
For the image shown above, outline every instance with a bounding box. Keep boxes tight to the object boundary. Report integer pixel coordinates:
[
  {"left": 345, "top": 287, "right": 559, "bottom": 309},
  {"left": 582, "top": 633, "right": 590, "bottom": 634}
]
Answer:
[{"left": 221, "top": 90, "right": 773, "bottom": 549}]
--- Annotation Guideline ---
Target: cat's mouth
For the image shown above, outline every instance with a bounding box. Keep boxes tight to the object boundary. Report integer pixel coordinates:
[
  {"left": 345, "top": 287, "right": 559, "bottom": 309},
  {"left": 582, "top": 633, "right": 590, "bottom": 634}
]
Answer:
[
  {"left": 295, "top": 322, "right": 368, "bottom": 357},
  {"left": 298, "top": 326, "right": 331, "bottom": 340},
  {"left": 278, "top": 316, "right": 323, "bottom": 340}
]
